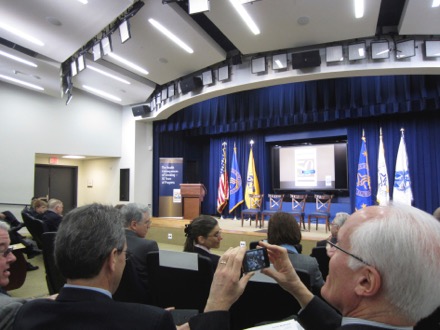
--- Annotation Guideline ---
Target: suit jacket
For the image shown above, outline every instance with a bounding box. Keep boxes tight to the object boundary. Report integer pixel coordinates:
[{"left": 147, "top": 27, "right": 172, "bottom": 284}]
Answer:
[
  {"left": 287, "top": 252, "right": 325, "bottom": 295},
  {"left": 125, "top": 229, "right": 159, "bottom": 286},
  {"left": 193, "top": 246, "right": 219, "bottom": 271},
  {"left": 0, "top": 292, "right": 26, "bottom": 330},
  {"left": 42, "top": 210, "right": 62, "bottom": 232},
  {"left": 298, "top": 296, "right": 416, "bottom": 330},
  {"left": 13, "top": 287, "right": 230, "bottom": 330}
]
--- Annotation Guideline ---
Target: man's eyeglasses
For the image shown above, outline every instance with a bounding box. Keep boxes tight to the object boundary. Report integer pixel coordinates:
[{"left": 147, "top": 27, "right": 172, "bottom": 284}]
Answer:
[
  {"left": 1, "top": 246, "right": 14, "bottom": 258},
  {"left": 326, "top": 240, "right": 370, "bottom": 266}
]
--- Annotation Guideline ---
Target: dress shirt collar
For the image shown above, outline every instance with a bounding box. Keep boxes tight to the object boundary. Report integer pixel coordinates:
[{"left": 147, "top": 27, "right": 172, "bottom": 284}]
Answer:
[
  {"left": 64, "top": 284, "right": 112, "bottom": 299},
  {"left": 194, "top": 244, "right": 210, "bottom": 253},
  {"left": 342, "top": 317, "right": 413, "bottom": 329}
]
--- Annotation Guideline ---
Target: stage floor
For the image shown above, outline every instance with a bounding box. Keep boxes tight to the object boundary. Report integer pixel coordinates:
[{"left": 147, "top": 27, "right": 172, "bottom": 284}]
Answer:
[
  {"left": 150, "top": 216, "right": 330, "bottom": 255},
  {"left": 151, "top": 216, "right": 330, "bottom": 240}
]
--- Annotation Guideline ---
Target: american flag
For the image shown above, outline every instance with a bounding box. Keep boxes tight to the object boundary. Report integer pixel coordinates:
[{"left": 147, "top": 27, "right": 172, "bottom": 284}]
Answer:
[{"left": 217, "top": 142, "right": 229, "bottom": 213}]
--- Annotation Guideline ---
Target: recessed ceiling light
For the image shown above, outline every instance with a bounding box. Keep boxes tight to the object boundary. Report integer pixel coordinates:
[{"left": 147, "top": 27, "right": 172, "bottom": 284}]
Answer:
[
  {"left": 0, "top": 74, "right": 44, "bottom": 90},
  {"left": 354, "top": 0, "right": 364, "bottom": 18},
  {"left": 148, "top": 18, "right": 194, "bottom": 53},
  {"left": 62, "top": 155, "right": 85, "bottom": 159},
  {"left": 108, "top": 53, "right": 149, "bottom": 75},
  {"left": 229, "top": 0, "right": 260, "bottom": 35},
  {"left": 0, "top": 22, "right": 44, "bottom": 46},
  {"left": 82, "top": 85, "right": 122, "bottom": 102},
  {"left": 0, "top": 50, "right": 37, "bottom": 67},
  {"left": 87, "top": 65, "right": 131, "bottom": 84}
]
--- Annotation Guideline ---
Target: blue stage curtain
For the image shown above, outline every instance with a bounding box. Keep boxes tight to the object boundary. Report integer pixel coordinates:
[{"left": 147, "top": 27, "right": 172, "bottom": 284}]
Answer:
[{"left": 153, "top": 75, "right": 440, "bottom": 216}]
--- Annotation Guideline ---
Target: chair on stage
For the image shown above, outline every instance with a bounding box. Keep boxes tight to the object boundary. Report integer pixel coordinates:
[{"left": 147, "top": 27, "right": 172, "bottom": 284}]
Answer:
[
  {"left": 260, "top": 194, "right": 284, "bottom": 228},
  {"left": 241, "top": 194, "right": 264, "bottom": 228},
  {"left": 287, "top": 194, "right": 308, "bottom": 230},
  {"left": 229, "top": 267, "right": 311, "bottom": 330},
  {"left": 307, "top": 194, "right": 334, "bottom": 232},
  {"left": 146, "top": 250, "right": 214, "bottom": 312}
]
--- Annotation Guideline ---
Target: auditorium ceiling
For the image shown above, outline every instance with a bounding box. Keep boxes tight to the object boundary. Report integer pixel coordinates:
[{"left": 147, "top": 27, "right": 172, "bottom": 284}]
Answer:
[{"left": 0, "top": 0, "right": 438, "bottom": 107}]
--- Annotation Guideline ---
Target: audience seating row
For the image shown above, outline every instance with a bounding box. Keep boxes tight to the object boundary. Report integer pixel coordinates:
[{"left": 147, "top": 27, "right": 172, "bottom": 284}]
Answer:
[{"left": 241, "top": 194, "right": 334, "bottom": 232}]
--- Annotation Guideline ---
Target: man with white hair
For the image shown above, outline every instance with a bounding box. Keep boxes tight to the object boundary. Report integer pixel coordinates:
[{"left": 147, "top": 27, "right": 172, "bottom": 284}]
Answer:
[
  {"left": 261, "top": 204, "right": 440, "bottom": 329},
  {"left": 0, "top": 221, "right": 27, "bottom": 330}
]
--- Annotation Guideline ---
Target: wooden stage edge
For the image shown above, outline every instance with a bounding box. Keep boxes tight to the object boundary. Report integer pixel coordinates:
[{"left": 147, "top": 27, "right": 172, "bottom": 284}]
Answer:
[{"left": 150, "top": 217, "right": 329, "bottom": 241}]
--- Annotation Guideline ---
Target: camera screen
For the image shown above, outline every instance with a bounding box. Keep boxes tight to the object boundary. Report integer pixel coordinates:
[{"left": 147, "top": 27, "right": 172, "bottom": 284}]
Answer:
[{"left": 243, "top": 248, "right": 270, "bottom": 273}]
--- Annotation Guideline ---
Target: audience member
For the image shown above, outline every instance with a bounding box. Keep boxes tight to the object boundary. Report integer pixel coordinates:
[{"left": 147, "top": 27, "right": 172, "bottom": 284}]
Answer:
[
  {"left": 316, "top": 212, "right": 349, "bottom": 246},
  {"left": 260, "top": 204, "right": 440, "bottom": 329},
  {"left": 29, "top": 199, "right": 47, "bottom": 220},
  {"left": 22, "top": 197, "right": 47, "bottom": 217},
  {"left": 316, "top": 212, "right": 349, "bottom": 257},
  {"left": 267, "top": 212, "right": 324, "bottom": 295},
  {"left": 184, "top": 215, "right": 222, "bottom": 271},
  {"left": 414, "top": 205, "right": 440, "bottom": 329},
  {"left": 0, "top": 221, "right": 27, "bottom": 330},
  {"left": 0, "top": 212, "right": 40, "bottom": 271},
  {"left": 120, "top": 203, "right": 158, "bottom": 296},
  {"left": 12, "top": 204, "right": 253, "bottom": 330},
  {"left": 42, "top": 199, "right": 63, "bottom": 231}
]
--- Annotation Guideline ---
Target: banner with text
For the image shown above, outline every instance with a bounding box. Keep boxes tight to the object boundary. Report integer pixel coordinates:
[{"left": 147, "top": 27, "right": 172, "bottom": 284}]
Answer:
[{"left": 159, "top": 157, "right": 183, "bottom": 217}]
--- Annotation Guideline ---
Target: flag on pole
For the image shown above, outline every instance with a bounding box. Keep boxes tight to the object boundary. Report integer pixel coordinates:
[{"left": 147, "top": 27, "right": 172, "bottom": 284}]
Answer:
[
  {"left": 229, "top": 143, "right": 244, "bottom": 213},
  {"left": 376, "top": 128, "right": 390, "bottom": 206},
  {"left": 245, "top": 141, "right": 260, "bottom": 208},
  {"left": 217, "top": 142, "right": 229, "bottom": 214},
  {"left": 355, "top": 132, "right": 373, "bottom": 210},
  {"left": 393, "top": 128, "right": 413, "bottom": 205}
]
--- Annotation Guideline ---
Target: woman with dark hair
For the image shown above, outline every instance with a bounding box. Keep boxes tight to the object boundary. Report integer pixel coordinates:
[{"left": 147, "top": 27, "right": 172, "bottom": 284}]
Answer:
[
  {"left": 267, "top": 212, "right": 324, "bottom": 294},
  {"left": 184, "top": 215, "right": 222, "bottom": 271}
]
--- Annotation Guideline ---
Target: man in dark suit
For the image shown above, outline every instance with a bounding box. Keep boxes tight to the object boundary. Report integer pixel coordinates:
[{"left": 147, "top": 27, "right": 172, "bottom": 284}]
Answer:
[
  {"left": 42, "top": 199, "right": 63, "bottom": 231},
  {"left": 260, "top": 204, "right": 440, "bottom": 329},
  {"left": 13, "top": 203, "right": 253, "bottom": 330},
  {"left": 119, "top": 203, "right": 159, "bottom": 301},
  {"left": 316, "top": 212, "right": 349, "bottom": 248}
]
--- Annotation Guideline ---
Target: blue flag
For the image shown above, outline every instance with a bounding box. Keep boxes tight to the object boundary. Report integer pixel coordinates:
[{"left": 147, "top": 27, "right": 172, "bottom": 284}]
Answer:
[
  {"left": 229, "top": 143, "right": 244, "bottom": 213},
  {"left": 355, "top": 134, "right": 373, "bottom": 210}
]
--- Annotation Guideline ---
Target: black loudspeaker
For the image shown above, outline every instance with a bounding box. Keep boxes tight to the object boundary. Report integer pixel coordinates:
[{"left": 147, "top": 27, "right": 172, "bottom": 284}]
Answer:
[
  {"left": 132, "top": 105, "right": 150, "bottom": 117},
  {"left": 291, "top": 50, "right": 321, "bottom": 69},
  {"left": 180, "top": 76, "right": 203, "bottom": 94}
]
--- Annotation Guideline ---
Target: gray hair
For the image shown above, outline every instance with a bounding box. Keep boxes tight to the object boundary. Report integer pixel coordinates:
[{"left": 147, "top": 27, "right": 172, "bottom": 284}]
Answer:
[
  {"left": 48, "top": 198, "right": 62, "bottom": 210},
  {"left": 54, "top": 203, "right": 125, "bottom": 280},
  {"left": 332, "top": 212, "right": 349, "bottom": 227},
  {"left": 349, "top": 203, "right": 440, "bottom": 322},
  {"left": 120, "top": 203, "right": 149, "bottom": 228}
]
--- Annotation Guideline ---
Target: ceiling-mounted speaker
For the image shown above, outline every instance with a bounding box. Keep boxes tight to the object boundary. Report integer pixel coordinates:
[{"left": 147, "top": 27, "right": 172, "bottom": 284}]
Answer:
[
  {"left": 132, "top": 105, "right": 150, "bottom": 117},
  {"left": 180, "top": 76, "right": 203, "bottom": 94},
  {"left": 292, "top": 50, "right": 321, "bottom": 69}
]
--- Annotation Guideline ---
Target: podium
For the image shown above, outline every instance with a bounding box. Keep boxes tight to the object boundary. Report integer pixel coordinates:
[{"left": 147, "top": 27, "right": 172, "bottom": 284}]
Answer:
[{"left": 180, "top": 183, "right": 206, "bottom": 220}]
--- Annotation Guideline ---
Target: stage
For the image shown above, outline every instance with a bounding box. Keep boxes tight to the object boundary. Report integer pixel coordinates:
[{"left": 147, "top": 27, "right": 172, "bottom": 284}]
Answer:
[{"left": 149, "top": 216, "right": 330, "bottom": 256}]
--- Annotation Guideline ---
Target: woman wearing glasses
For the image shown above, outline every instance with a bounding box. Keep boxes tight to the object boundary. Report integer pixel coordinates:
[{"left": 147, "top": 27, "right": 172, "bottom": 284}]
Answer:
[{"left": 184, "top": 215, "right": 223, "bottom": 271}]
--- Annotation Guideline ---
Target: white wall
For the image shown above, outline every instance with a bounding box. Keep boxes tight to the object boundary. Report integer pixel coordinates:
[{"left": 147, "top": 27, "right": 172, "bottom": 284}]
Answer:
[{"left": 0, "top": 82, "right": 127, "bottom": 210}]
